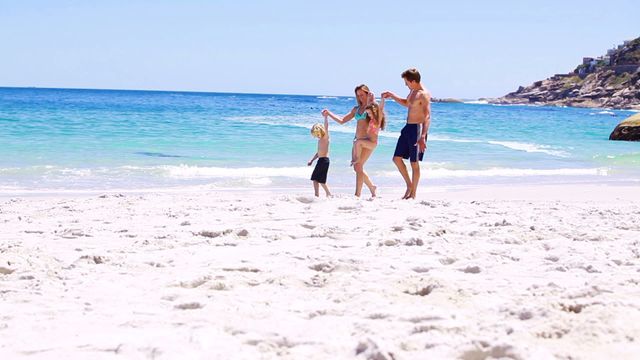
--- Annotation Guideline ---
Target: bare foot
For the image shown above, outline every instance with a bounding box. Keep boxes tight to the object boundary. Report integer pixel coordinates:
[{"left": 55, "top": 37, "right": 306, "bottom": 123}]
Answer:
[
  {"left": 405, "top": 190, "right": 416, "bottom": 200},
  {"left": 370, "top": 185, "right": 377, "bottom": 198},
  {"left": 402, "top": 187, "right": 411, "bottom": 199}
]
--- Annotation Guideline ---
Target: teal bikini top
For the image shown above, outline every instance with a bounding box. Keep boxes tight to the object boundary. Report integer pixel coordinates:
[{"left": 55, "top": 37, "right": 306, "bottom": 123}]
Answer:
[{"left": 354, "top": 107, "right": 367, "bottom": 121}]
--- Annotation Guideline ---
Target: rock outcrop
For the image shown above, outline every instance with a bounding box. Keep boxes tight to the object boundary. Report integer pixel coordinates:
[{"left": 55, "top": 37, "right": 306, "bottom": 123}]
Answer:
[
  {"left": 432, "top": 97, "right": 464, "bottom": 103},
  {"left": 610, "top": 113, "right": 640, "bottom": 141},
  {"left": 491, "top": 37, "right": 640, "bottom": 110}
]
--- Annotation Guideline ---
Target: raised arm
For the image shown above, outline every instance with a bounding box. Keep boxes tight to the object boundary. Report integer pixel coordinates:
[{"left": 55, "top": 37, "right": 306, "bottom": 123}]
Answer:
[
  {"left": 322, "top": 107, "right": 356, "bottom": 125},
  {"left": 378, "top": 98, "right": 385, "bottom": 126},
  {"left": 382, "top": 91, "right": 409, "bottom": 107},
  {"left": 323, "top": 114, "right": 329, "bottom": 137}
]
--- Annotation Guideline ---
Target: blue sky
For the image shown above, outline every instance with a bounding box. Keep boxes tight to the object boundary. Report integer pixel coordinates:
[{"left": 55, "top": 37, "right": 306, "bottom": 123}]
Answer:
[{"left": 1, "top": 0, "right": 637, "bottom": 98}]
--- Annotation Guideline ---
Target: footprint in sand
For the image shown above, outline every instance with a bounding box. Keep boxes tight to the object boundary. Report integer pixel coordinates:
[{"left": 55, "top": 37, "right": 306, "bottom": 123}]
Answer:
[
  {"left": 380, "top": 239, "right": 399, "bottom": 246},
  {"left": 411, "top": 325, "right": 439, "bottom": 334},
  {"left": 58, "top": 228, "right": 88, "bottom": 239},
  {"left": 460, "top": 344, "right": 521, "bottom": 360},
  {"left": 518, "top": 310, "right": 534, "bottom": 320},
  {"left": 439, "top": 257, "right": 457, "bottom": 265},
  {"left": 0, "top": 266, "right": 15, "bottom": 275},
  {"left": 560, "top": 303, "right": 586, "bottom": 313},
  {"left": 355, "top": 339, "right": 395, "bottom": 360},
  {"left": 177, "top": 276, "right": 211, "bottom": 289},
  {"left": 309, "top": 263, "right": 335, "bottom": 273},
  {"left": 75, "top": 255, "right": 107, "bottom": 265},
  {"left": 461, "top": 265, "right": 481, "bottom": 274},
  {"left": 174, "top": 302, "right": 204, "bottom": 310},
  {"left": 404, "top": 238, "right": 424, "bottom": 246},
  {"left": 296, "top": 196, "right": 315, "bottom": 204},
  {"left": 222, "top": 267, "right": 260, "bottom": 273},
  {"left": 338, "top": 205, "right": 359, "bottom": 211},
  {"left": 420, "top": 201, "right": 438, "bottom": 208},
  {"left": 304, "top": 274, "right": 327, "bottom": 288},
  {"left": 405, "top": 284, "right": 437, "bottom": 297},
  {"left": 196, "top": 229, "right": 233, "bottom": 238}
]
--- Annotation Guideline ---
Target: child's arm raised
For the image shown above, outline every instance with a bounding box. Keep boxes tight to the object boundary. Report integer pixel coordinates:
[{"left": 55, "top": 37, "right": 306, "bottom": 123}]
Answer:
[{"left": 377, "top": 98, "right": 385, "bottom": 127}]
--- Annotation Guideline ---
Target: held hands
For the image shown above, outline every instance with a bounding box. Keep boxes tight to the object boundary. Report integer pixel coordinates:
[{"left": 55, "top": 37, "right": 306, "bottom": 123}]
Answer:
[
  {"left": 321, "top": 109, "right": 330, "bottom": 117},
  {"left": 367, "top": 92, "right": 375, "bottom": 105}
]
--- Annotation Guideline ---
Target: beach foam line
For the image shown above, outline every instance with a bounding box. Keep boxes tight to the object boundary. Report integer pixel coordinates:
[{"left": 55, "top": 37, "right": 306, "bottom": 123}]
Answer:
[
  {"left": 487, "top": 141, "right": 570, "bottom": 157},
  {"left": 377, "top": 167, "right": 608, "bottom": 178},
  {"left": 589, "top": 110, "right": 617, "bottom": 116},
  {"left": 159, "top": 165, "right": 311, "bottom": 179},
  {"left": 424, "top": 137, "right": 570, "bottom": 157}
]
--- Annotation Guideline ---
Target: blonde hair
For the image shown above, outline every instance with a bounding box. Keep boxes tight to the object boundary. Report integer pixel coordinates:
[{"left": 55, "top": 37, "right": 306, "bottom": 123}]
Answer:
[{"left": 311, "top": 123, "right": 326, "bottom": 138}]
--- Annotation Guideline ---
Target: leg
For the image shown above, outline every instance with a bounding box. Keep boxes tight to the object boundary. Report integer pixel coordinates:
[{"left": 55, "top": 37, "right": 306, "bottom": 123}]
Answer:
[
  {"left": 353, "top": 163, "right": 364, "bottom": 197},
  {"left": 320, "top": 183, "right": 331, "bottom": 197},
  {"left": 354, "top": 139, "right": 377, "bottom": 165},
  {"left": 313, "top": 181, "right": 319, "bottom": 197},
  {"left": 351, "top": 140, "right": 358, "bottom": 166},
  {"left": 352, "top": 140, "right": 362, "bottom": 166},
  {"left": 359, "top": 148, "right": 377, "bottom": 197},
  {"left": 408, "top": 161, "right": 421, "bottom": 199},
  {"left": 393, "top": 156, "right": 412, "bottom": 199}
]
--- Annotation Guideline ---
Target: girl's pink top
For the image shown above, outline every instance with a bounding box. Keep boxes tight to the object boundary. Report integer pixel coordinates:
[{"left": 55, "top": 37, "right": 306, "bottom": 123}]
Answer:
[{"left": 367, "top": 120, "right": 379, "bottom": 136}]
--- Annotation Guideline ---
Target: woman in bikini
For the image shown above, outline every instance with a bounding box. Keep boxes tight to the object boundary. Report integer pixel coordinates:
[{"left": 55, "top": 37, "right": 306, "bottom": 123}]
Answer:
[
  {"left": 322, "top": 84, "right": 378, "bottom": 198},
  {"left": 352, "top": 97, "right": 385, "bottom": 166}
]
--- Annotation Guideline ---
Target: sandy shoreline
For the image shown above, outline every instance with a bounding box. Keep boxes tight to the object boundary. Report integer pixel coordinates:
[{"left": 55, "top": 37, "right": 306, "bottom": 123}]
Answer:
[{"left": 1, "top": 184, "right": 640, "bottom": 359}]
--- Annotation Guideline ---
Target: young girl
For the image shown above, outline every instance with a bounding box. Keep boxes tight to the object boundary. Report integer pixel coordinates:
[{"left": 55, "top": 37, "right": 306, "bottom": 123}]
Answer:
[
  {"left": 352, "top": 97, "right": 385, "bottom": 166},
  {"left": 307, "top": 115, "right": 332, "bottom": 197}
]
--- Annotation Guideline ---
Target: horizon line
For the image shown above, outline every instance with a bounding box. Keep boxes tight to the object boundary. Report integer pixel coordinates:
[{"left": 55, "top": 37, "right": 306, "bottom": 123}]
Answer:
[
  {"left": 0, "top": 85, "right": 487, "bottom": 101},
  {"left": 0, "top": 85, "right": 364, "bottom": 99}
]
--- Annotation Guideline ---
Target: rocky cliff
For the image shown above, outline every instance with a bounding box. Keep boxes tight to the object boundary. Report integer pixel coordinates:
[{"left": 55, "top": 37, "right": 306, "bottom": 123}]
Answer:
[{"left": 492, "top": 37, "right": 640, "bottom": 110}]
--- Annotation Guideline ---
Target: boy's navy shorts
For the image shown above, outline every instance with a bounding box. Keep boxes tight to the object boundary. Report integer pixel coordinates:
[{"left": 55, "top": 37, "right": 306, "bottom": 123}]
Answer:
[
  {"left": 311, "top": 157, "right": 330, "bottom": 184},
  {"left": 394, "top": 124, "right": 424, "bottom": 162}
]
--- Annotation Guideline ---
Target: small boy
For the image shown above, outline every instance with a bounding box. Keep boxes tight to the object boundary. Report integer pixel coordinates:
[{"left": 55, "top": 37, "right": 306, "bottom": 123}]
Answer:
[{"left": 307, "top": 115, "right": 331, "bottom": 197}]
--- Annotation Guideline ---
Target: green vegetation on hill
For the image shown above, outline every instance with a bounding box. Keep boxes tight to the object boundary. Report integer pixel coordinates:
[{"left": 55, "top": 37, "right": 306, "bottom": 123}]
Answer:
[{"left": 494, "top": 36, "right": 640, "bottom": 109}]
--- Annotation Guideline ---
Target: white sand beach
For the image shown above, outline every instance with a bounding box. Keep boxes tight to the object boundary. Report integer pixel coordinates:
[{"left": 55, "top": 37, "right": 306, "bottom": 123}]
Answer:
[{"left": 1, "top": 184, "right": 640, "bottom": 359}]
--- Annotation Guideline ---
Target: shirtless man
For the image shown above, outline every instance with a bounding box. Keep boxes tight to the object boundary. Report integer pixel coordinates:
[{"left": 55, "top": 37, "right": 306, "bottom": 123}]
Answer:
[{"left": 382, "top": 68, "right": 431, "bottom": 199}]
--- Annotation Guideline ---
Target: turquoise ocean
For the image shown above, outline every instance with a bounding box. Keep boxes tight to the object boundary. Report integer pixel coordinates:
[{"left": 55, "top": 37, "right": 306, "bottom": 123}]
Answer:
[{"left": 1, "top": 87, "right": 639, "bottom": 193}]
